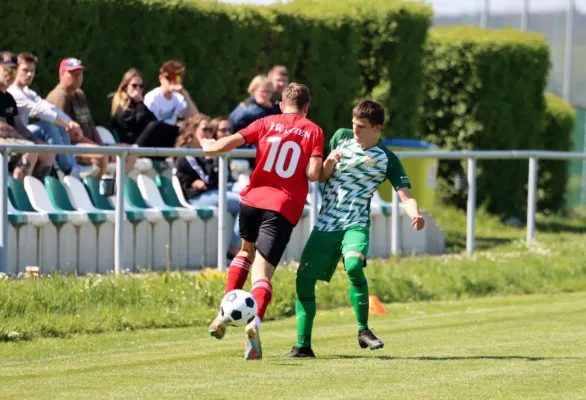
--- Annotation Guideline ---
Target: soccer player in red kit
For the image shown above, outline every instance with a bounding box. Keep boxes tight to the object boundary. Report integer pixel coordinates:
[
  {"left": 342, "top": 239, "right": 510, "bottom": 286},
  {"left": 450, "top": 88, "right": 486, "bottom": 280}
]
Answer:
[{"left": 201, "top": 83, "right": 324, "bottom": 360}]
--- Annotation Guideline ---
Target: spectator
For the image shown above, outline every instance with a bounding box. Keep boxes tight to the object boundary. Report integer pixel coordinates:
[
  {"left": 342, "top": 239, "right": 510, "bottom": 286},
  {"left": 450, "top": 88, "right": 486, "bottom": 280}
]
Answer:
[
  {"left": 144, "top": 60, "right": 198, "bottom": 126},
  {"left": 174, "top": 114, "right": 241, "bottom": 258},
  {"left": 9, "top": 52, "right": 99, "bottom": 178},
  {"left": 211, "top": 116, "right": 249, "bottom": 188},
  {"left": 211, "top": 116, "right": 232, "bottom": 140},
  {"left": 46, "top": 57, "right": 136, "bottom": 175},
  {"left": 229, "top": 75, "right": 279, "bottom": 133},
  {"left": 0, "top": 121, "right": 37, "bottom": 181},
  {"left": 229, "top": 75, "right": 279, "bottom": 170},
  {"left": 110, "top": 68, "right": 181, "bottom": 149},
  {"left": 0, "top": 51, "right": 54, "bottom": 181},
  {"left": 267, "top": 65, "right": 289, "bottom": 105}
]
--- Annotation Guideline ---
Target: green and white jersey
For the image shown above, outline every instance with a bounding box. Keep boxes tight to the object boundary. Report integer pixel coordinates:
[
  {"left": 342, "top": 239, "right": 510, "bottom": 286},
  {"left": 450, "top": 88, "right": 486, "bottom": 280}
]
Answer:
[{"left": 314, "top": 128, "right": 411, "bottom": 232}]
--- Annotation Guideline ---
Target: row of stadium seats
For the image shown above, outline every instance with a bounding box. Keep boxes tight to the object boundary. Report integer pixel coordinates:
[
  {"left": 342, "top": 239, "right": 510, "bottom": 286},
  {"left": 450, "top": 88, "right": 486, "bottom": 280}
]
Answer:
[
  {"left": 3, "top": 168, "right": 444, "bottom": 275},
  {"left": 6, "top": 173, "right": 221, "bottom": 274}
]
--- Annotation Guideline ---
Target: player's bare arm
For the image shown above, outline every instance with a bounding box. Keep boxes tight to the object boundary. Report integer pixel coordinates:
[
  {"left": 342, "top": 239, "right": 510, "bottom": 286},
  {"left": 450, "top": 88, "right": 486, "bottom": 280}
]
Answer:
[
  {"left": 319, "top": 149, "right": 342, "bottom": 182},
  {"left": 397, "top": 187, "right": 425, "bottom": 230},
  {"left": 201, "top": 134, "right": 246, "bottom": 155},
  {"left": 306, "top": 156, "right": 323, "bottom": 182}
]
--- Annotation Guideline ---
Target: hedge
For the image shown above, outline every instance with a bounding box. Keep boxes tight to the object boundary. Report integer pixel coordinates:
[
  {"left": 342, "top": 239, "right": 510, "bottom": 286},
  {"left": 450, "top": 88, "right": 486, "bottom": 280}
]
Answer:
[
  {"left": 420, "top": 26, "right": 551, "bottom": 218},
  {"left": 537, "top": 93, "right": 575, "bottom": 214},
  {"left": 0, "top": 0, "right": 431, "bottom": 142},
  {"left": 283, "top": 0, "right": 432, "bottom": 139}
]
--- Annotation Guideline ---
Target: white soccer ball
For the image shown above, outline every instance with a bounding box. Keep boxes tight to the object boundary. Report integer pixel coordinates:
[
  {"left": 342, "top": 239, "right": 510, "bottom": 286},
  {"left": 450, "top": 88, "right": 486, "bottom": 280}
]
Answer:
[{"left": 220, "top": 289, "right": 258, "bottom": 327}]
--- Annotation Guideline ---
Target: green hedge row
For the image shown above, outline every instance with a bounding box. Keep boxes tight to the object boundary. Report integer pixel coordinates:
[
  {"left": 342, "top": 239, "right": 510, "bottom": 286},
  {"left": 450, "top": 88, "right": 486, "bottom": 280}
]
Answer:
[
  {"left": 282, "top": 0, "right": 432, "bottom": 139},
  {"left": 537, "top": 93, "right": 575, "bottom": 213},
  {"left": 420, "top": 26, "right": 552, "bottom": 217},
  {"left": 0, "top": 0, "right": 431, "bottom": 142}
]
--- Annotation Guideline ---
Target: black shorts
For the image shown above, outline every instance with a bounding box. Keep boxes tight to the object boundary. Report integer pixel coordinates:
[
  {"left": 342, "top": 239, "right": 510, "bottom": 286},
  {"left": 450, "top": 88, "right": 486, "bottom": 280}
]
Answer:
[{"left": 239, "top": 203, "right": 295, "bottom": 267}]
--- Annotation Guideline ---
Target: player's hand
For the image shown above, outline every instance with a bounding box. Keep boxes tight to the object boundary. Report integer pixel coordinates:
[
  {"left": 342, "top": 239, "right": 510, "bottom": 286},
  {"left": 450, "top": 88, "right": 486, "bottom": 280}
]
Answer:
[
  {"left": 201, "top": 138, "right": 216, "bottom": 153},
  {"left": 192, "top": 179, "right": 207, "bottom": 191},
  {"left": 411, "top": 215, "right": 425, "bottom": 230},
  {"left": 326, "top": 149, "right": 343, "bottom": 163}
]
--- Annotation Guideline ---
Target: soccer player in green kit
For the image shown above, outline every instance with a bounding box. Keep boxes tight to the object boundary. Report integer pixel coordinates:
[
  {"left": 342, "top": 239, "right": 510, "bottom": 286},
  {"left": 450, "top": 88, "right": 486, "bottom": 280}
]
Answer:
[{"left": 287, "top": 100, "right": 425, "bottom": 358}]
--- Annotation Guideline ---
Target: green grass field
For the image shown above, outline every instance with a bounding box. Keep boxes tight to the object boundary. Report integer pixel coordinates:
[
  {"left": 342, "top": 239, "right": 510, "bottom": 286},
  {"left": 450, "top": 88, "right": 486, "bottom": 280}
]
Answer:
[{"left": 1, "top": 291, "right": 585, "bottom": 399}]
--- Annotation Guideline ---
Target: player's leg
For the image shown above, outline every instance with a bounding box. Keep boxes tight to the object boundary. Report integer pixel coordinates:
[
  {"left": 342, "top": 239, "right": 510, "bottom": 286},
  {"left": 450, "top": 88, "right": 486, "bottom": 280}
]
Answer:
[
  {"left": 224, "top": 204, "right": 261, "bottom": 294},
  {"left": 244, "top": 209, "right": 294, "bottom": 360},
  {"left": 209, "top": 204, "right": 260, "bottom": 340},
  {"left": 244, "top": 252, "right": 275, "bottom": 360},
  {"left": 288, "top": 229, "right": 343, "bottom": 358},
  {"left": 342, "top": 228, "right": 383, "bottom": 350}
]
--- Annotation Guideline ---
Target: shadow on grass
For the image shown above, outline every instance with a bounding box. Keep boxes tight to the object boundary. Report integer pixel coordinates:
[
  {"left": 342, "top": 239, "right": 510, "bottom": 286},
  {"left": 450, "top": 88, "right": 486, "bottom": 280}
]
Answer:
[
  {"left": 444, "top": 236, "right": 517, "bottom": 254},
  {"left": 535, "top": 220, "right": 586, "bottom": 234},
  {"left": 324, "top": 355, "right": 584, "bottom": 362}
]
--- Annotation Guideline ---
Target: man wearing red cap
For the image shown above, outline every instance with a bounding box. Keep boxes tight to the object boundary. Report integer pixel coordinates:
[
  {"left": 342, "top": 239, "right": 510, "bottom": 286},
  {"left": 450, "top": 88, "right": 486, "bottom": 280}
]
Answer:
[{"left": 46, "top": 57, "right": 136, "bottom": 176}]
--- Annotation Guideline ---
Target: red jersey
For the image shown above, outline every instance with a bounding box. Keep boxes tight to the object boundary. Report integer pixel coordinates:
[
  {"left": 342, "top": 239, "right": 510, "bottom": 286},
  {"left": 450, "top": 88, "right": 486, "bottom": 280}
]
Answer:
[{"left": 238, "top": 114, "right": 324, "bottom": 225}]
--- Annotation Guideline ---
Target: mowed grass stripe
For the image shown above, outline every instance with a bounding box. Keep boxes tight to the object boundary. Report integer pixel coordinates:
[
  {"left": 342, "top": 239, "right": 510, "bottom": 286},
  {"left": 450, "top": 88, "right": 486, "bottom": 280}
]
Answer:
[{"left": 0, "top": 293, "right": 585, "bottom": 399}]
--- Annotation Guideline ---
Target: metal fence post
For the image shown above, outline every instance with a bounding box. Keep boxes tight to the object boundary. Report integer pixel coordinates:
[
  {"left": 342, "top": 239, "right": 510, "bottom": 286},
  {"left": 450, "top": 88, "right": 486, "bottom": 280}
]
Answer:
[
  {"left": 114, "top": 153, "right": 126, "bottom": 275},
  {"left": 391, "top": 187, "right": 400, "bottom": 256},
  {"left": 0, "top": 151, "right": 8, "bottom": 274},
  {"left": 217, "top": 155, "right": 227, "bottom": 272},
  {"left": 520, "top": 0, "right": 529, "bottom": 31},
  {"left": 563, "top": 0, "right": 574, "bottom": 102},
  {"left": 527, "top": 157, "right": 538, "bottom": 242},
  {"left": 480, "top": 0, "right": 490, "bottom": 27},
  {"left": 466, "top": 158, "right": 477, "bottom": 255}
]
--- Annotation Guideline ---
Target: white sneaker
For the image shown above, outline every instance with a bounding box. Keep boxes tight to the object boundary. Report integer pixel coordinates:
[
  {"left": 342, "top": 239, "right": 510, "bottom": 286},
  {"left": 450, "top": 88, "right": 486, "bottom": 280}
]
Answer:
[
  {"left": 70, "top": 164, "right": 100, "bottom": 179},
  {"left": 244, "top": 319, "right": 262, "bottom": 360},
  {"left": 208, "top": 312, "right": 230, "bottom": 340}
]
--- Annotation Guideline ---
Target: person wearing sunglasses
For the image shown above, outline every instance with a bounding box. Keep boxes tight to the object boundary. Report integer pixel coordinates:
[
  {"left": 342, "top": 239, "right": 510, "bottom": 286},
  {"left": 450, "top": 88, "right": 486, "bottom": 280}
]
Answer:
[
  {"left": 0, "top": 51, "right": 55, "bottom": 181},
  {"left": 144, "top": 60, "right": 198, "bottom": 127},
  {"left": 174, "top": 114, "right": 241, "bottom": 259},
  {"left": 211, "top": 116, "right": 249, "bottom": 193},
  {"left": 110, "top": 68, "right": 181, "bottom": 151},
  {"left": 211, "top": 116, "right": 232, "bottom": 140}
]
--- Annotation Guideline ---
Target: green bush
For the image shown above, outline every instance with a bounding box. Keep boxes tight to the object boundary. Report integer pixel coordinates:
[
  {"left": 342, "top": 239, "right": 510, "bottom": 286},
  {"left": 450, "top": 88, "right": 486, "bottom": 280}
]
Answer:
[
  {"left": 537, "top": 93, "right": 575, "bottom": 213},
  {"left": 0, "top": 0, "right": 430, "bottom": 141},
  {"left": 420, "top": 26, "right": 550, "bottom": 217},
  {"left": 284, "top": 0, "right": 432, "bottom": 139}
]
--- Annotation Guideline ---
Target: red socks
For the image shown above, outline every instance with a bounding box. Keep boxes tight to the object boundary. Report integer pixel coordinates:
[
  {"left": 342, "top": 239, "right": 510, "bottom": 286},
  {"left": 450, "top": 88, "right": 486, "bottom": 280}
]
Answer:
[
  {"left": 224, "top": 256, "right": 251, "bottom": 294},
  {"left": 251, "top": 278, "right": 273, "bottom": 320},
  {"left": 224, "top": 257, "right": 273, "bottom": 321}
]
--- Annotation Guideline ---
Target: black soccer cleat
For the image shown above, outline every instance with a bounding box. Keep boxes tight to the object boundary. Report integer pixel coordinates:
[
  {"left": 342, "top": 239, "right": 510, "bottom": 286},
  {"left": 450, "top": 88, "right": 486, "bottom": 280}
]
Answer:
[
  {"left": 358, "top": 328, "right": 384, "bottom": 350},
  {"left": 286, "top": 346, "right": 316, "bottom": 358}
]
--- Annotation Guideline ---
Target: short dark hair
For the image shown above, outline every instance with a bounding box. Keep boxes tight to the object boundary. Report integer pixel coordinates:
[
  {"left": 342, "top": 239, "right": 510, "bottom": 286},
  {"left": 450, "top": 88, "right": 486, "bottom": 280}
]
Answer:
[
  {"left": 17, "top": 52, "right": 38, "bottom": 65},
  {"left": 160, "top": 60, "right": 185, "bottom": 77},
  {"left": 281, "top": 83, "right": 311, "bottom": 109},
  {"left": 352, "top": 100, "right": 384, "bottom": 127}
]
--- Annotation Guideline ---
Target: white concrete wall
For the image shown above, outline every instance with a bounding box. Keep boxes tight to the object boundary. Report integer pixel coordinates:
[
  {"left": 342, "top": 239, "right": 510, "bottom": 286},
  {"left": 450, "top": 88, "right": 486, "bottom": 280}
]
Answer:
[{"left": 6, "top": 209, "right": 444, "bottom": 275}]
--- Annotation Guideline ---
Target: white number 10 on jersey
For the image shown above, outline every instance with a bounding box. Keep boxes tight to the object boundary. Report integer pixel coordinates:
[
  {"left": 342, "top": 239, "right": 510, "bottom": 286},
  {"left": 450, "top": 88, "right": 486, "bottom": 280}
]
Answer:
[{"left": 263, "top": 137, "right": 301, "bottom": 178}]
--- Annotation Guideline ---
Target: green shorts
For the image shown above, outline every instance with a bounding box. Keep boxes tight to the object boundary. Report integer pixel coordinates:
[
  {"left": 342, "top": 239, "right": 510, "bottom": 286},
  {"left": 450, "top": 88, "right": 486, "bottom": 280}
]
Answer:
[{"left": 297, "top": 227, "right": 369, "bottom": 282}]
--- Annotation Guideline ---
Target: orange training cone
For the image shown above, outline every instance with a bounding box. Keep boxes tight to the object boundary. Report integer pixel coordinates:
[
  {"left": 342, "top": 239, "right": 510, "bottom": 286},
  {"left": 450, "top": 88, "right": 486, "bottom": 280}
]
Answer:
[{"left": 369, "top": 295, "right": 386, "bottom": 315}]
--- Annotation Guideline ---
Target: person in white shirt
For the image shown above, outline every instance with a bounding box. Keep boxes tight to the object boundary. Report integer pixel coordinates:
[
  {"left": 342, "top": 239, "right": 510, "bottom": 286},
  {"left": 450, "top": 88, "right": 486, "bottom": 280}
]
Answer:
[
  {"left": 8, "top": 53, "right": 99, "bottom": 178},
  {"left": 144, "top": 60, "right": 198, "bottom": 126}
]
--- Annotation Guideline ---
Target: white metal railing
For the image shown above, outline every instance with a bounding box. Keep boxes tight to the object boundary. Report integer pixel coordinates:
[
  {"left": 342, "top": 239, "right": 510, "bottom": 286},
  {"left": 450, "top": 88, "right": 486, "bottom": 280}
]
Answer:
[{"left": 1, "top": 145, "right": 585, "bottom": 275}]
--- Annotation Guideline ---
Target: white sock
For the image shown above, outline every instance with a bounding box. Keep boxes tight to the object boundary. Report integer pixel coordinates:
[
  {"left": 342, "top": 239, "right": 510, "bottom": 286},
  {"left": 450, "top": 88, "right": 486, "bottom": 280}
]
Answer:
[{"left": 255, "top": 316, "right": 262, "bottom": 328}]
